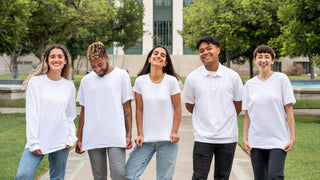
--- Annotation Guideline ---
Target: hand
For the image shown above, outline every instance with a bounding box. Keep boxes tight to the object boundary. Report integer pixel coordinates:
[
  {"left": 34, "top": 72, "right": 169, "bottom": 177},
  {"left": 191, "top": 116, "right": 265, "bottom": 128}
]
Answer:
[
  {"left": 170, "top": 132, "right": 180, "bottom": 143},
  {"left": 135, "top": 136, "right": 144, "bottom": 147},
  {"left": 32, "top": 149, "right": 43, "bottom": 155},
  {"left": 284, "top": 139, "right": 295, "bottom": 152},
  {"left": 75, "top": 141, "right": 85, "bottom": 154},
  {"left": 65, "top": 145, "right": 71, "bottom": 149},
  {"left": 243, "top": 139, "right": 252, "bottom": 151},
  {"left": 126, "top": 136, "right": 132, "bottom": 149}
]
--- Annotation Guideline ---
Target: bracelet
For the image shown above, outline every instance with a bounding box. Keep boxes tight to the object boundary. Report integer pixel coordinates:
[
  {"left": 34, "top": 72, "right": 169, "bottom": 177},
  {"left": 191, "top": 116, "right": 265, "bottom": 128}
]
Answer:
[{"left": 126, "top": 133, "right": 132, "bottom": 138}]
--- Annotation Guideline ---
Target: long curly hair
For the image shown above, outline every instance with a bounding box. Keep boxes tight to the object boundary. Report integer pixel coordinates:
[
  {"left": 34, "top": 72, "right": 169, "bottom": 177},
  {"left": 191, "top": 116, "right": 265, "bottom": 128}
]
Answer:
[{"left": 23, "top": 44, "right": 72, "bottom": 88}]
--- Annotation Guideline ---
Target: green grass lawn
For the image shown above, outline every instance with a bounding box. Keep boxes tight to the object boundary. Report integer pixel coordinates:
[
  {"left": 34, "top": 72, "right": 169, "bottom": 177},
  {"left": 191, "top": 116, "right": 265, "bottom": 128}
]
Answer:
[
  {"left": 0, "top": 113, "right": 79, "bottom": 179},
  {"left": 238, "top": 115, "right": 320, "bottom": 179},
  {"left": 2, "top": 99, "right": 320, "bottom": 109}
]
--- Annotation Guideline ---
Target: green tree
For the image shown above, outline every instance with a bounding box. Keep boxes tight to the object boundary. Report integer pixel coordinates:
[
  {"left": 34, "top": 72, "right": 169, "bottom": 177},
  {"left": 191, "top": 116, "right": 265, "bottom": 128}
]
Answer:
[
  {"left": 180, "top": 0, "right": 248, "bottom": 67},
  {"left": 55, "top": 0, "right": 116, "bottom": 75},
  {"left": 25, "top": 0, "right": 75, "bottom": 60},
  {"left": 56, "top": 0, "right": 144, "bottom": 75},
  {"left": 270, "top": 0, "right": 320, "bottom": 79},
  {"left": 114, "top": 0, "right": 144, "bottom": 50},
  {"left": 240, "top": 0, "right": 282, "bottom": 77},
  {"left": 181, "top": 0, "right": 282, "bottom": 77},
  {"left": 0, "top": 0, "right": 31, "bottom": 78}
]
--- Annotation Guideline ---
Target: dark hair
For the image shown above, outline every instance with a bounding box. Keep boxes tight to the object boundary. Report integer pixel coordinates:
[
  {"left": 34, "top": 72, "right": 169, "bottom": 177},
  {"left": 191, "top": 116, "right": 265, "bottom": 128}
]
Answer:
[
  {"left": 137, "top": 45, "right": 179, "bottom": 79},
  {"left": 196, "top": 36, "right": 220, "bottom": 50},
  {"left": 87, "top": 41, "right": 107, "bottom": 60},
  {"left": 253, "top": 45, "right": 275, "bottom": 59}
]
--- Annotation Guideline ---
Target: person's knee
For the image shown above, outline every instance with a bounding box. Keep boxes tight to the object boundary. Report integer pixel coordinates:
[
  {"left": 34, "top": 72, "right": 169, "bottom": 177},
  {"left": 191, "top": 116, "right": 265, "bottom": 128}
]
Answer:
[
  {"left": 192, "top": 172, "right": 207, "bottom": 180},
  {"left": 110, "top": 166, "right": 125, "bottom": 180},
  {"left": 268, "top": 170, "right": 284, "bottom": 180},
  {"left": 15, "top": 171, "right": 32, "bottom": 180}
]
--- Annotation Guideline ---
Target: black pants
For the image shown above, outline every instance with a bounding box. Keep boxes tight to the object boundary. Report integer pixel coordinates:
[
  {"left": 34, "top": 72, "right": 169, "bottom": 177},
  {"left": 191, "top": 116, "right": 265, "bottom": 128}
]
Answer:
[
  {"left": 251, "top": 148, "right": 287, "bottom": 180},
  {"left": 192, "top": 141, "right": 237, "bottom": 180}
]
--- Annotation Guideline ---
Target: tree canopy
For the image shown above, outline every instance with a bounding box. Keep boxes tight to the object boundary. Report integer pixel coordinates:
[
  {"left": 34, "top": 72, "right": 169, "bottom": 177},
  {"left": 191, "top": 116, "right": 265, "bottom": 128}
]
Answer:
[
  {"left": 181, "top": 0, "right": 283, "bottom": 77},
  {"left": 270, "top": 0, "right": 320, "bottom": 79},
  {"left": 0, "top": 0, "right": 144, "bottom": 79}
]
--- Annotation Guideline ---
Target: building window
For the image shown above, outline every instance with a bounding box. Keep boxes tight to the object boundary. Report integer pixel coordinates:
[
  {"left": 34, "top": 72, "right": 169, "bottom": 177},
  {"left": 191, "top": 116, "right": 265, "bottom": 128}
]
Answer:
[
  {"left": 296, "top": 62, "right": 311, "bottom": 74},
  {"left": 154, "top": 0, "right": 171, "bottom": 6},
  {"left": 154, "top": 21, "right": 172, "bottom": 53},
  {"left": 272, "top": 61, "right": 282, "bottom": 72},
  {"left": 124, "top": 39, "right": 142, "bottom": 54},
  {"left": 183, "top": 0, "right": 193, "bottom": 7}
]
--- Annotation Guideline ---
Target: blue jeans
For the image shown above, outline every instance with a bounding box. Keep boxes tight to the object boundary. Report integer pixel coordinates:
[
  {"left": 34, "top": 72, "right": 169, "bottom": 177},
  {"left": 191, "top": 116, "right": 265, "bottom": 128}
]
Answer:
[
  {"left": 125, "top": 141, "right": 178, "bottom": 180},
  {"left": 251, "top": 148, "right": 287, "bottom": 180},
  {"left": 15, "top": 148, "right": 69, "bottom": 180}
]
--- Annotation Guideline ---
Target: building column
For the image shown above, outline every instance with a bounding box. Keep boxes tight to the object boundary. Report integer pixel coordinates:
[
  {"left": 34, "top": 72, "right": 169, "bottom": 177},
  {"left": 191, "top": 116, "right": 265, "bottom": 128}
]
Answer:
[
  {"left": 142, "top": 0, "right": 153, "bottom": 55},
  {"left": 172, "top": 0, "right": 183, "bottom": 55}
]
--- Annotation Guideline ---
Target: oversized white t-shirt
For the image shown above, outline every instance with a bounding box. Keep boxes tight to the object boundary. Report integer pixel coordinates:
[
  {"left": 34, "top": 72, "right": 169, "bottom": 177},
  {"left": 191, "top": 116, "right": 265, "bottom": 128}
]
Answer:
[
  {"left": 242, "top": 72, "right": 296, "bottom": 149},
  {"left": 133, "top": 74, "right": 180, "bottom": 142},
  {"left": 183, "top": 64, "right": 243, "bottom": 144},
  {"left": 77, "top": 68, "right": 133, "bottom": 151},
  {"left": 25, "top": 74, "right": 77, "bottom": 154}
]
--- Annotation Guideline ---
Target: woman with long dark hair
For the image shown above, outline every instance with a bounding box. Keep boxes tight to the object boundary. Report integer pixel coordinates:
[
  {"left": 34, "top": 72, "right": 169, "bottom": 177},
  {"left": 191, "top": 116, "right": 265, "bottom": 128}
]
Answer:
[{"left": 125, "top": 45, "right": 181, "bottom": 180}]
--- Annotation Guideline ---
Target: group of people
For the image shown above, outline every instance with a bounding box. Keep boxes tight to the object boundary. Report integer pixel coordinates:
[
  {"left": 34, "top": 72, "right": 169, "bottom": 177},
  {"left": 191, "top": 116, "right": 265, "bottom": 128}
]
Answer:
[{"left": 14, "top": 36, "right": 295, "bottom": 180}]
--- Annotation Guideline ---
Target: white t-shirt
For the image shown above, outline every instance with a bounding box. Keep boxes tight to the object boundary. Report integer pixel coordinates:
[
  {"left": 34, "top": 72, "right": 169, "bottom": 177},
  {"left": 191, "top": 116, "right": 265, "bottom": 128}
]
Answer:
[
  {"left": 25, "top": 74, "right": 77, "bottom": 154},
  {"left": 183, "top": 64, "right": 243, "bottom": 144},
  {"left": 77, "top": 68, "right": 133, "bottom": 151},
  {"left": 242, "top": 72, "right": 296, "bottom": 149},
  {"left": 133, "top": 74, "right": 180, "bottom": 142}
]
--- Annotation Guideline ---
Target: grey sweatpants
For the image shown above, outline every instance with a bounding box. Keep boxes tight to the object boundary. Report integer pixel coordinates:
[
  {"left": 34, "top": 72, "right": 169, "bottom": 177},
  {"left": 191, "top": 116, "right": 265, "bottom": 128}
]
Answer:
[{"left": 88, "top": 147, "right": 126, "bottom": 180}]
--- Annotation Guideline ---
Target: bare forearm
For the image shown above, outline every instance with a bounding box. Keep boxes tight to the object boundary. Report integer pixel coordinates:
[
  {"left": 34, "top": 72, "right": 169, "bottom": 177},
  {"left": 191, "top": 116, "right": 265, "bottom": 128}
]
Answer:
[
  {"left": 171, "top": 108, "right": 181, "bottom": 134},
  {"left": 77, "top": 106, "right": 85, "bottom": 142},
  {"left": 233, "top": 101, "right": 242, "bottom": 116},
  {"left": 136, "top": 110, "right": 143, "bottom": 136},
  {"left": 285, "top": 104, "right": 295, "bottom": 141},
  {"left": 123, "top": 101, "right": 132, "bottom": 135},
  {"left": 243, "top": 111, "right": 250, "bottom": 140}
]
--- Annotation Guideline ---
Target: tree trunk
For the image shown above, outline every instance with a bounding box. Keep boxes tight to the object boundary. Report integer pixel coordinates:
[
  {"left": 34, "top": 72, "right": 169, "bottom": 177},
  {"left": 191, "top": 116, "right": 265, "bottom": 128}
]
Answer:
[
  {"left": 226, "top": 49, "right": 230, "bottom": 68},
  {"left": 33, "top": 39, "right": 50, "bottom": 61},
  {"left": 11, "top": 46, "right": 23, "bottom": 79},
  {"left": 249, "top": 57, "right": 253, "bottom": 78},
  {"left": 71, "top": 54, "right": 76, "bottom": 80},
  {"left": 309, "top": 55, "right": 314, "bottom": 80}
]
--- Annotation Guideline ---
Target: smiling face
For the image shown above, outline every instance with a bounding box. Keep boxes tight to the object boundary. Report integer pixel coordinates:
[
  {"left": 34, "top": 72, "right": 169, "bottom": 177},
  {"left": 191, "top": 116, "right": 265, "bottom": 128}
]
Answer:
[
  {"left": 47, "top": 48, "right": 67, "bottom": 71},
  {"left": 148, "top": 47, "right": 167, "bottom": 68},
  {"left": 198, "top": 42, "right": 220, "bottom": 67},
  {"left": 254, "top": 52, "right": 274, "bottom": 72}
]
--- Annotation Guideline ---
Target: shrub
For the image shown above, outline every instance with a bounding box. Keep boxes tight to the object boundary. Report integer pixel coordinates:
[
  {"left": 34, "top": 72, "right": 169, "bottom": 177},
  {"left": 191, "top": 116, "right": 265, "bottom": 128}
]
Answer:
[{"left": 285, "top": 63, "right": 306, "bottom": 76}]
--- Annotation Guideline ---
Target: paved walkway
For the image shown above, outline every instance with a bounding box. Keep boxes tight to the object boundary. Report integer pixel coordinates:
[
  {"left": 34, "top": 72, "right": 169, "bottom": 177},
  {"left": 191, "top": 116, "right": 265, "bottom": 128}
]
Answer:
[
  {"left": 38, "top": 115, "right": 254, "bottom": 180},
  {"left": 1, "top": 105, "right": 319, "bottom": 179}
]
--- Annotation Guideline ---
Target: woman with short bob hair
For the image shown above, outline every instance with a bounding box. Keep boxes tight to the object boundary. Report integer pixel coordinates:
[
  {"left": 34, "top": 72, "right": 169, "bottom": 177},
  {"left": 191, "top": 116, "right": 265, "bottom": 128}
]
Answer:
[{"left": 242, "top": 45, "right": 296, "bottom": 180}]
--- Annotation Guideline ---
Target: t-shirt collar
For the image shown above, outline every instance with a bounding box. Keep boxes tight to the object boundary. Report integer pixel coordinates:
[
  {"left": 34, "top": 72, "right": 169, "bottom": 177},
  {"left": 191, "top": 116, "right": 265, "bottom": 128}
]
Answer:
[{"left": 200, "top": 63, "right": 223, "bottom": 77}]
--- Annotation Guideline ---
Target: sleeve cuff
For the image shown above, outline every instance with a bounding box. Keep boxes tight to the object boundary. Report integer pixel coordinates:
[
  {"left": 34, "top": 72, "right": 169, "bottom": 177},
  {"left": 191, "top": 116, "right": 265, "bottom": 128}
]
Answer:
[
  {"left": 66, "top": 136, "right": 78, "bottom": 147},
  {"left": 29, "top": 144, "right": 40, "bottom": 152}
]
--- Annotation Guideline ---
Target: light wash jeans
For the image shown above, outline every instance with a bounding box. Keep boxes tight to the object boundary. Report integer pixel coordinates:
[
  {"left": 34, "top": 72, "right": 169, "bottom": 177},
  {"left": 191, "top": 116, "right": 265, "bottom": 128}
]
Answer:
[
  {"left": 15, "top": 148, "right": 69, "bottom": 180},
  {"left": 125, "top": 141, "right": 178, "bottom": 180}
]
